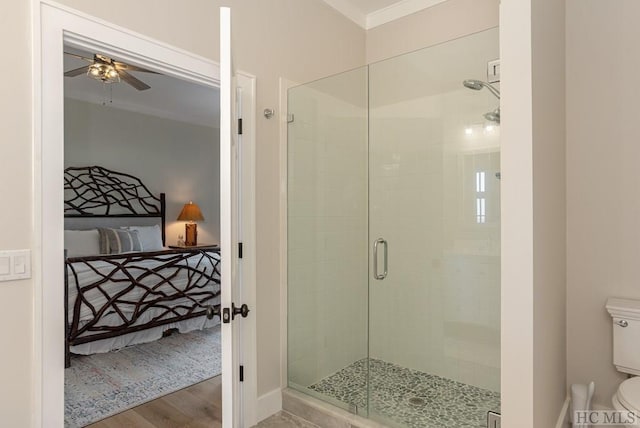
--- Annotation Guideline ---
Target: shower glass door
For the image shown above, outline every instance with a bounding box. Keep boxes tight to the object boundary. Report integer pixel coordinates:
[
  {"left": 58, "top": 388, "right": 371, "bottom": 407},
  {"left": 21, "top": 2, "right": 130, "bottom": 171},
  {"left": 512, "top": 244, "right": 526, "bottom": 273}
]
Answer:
[
  {"left": 287, "top": 66, "right": 369, "bottom": 415},
  {"left": 287, "top": 27, "right": 500, "bottom": 428},
  {"left": 367, "top": 28, "right": 501, "bottom": 427}
]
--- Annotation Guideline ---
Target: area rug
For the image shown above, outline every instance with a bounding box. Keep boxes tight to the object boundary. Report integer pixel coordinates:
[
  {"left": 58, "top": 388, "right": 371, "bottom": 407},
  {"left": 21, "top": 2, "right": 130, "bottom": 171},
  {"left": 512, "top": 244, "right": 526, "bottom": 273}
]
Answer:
[{"left": 64, "top": 326, "right": 221, "bottom": 427}]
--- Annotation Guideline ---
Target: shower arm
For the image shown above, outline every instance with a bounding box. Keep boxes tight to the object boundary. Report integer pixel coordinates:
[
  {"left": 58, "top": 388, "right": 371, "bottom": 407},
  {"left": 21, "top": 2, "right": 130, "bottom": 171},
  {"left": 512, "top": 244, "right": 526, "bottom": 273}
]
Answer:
[
  {"left": 481, "top": 82, "right": 501, "bottom": 100},
  {"left": 464, "top": 79, "right": 501, "bottom": 100}
]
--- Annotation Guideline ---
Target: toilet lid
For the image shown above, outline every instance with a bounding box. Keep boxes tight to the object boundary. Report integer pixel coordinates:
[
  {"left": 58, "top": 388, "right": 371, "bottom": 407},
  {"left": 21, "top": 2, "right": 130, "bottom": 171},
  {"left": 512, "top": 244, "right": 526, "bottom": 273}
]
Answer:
[{"left": 618, "top": 377, "right": 640, "bottom": 413}]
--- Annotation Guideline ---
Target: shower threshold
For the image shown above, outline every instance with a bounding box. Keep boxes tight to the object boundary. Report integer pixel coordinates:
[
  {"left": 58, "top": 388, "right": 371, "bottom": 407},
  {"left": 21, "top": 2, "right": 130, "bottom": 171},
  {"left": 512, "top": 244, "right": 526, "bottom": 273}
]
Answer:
[{"left": 308, "top": 359, "right": 500, "bottom": 428}]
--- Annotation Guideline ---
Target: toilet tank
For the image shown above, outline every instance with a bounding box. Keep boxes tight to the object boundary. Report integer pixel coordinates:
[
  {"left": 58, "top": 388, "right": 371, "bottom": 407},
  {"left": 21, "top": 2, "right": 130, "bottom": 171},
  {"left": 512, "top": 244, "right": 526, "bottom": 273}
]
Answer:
[{"left": 607, "top": 298, "right": 640, "bottom": 376}]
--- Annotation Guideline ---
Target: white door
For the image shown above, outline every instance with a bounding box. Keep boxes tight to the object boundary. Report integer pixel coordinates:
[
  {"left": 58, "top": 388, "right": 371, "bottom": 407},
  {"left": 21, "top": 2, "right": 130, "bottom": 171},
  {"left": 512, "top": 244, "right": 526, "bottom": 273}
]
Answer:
[{"left": 220, "top": 7, "right": 252, "bottom": 428}]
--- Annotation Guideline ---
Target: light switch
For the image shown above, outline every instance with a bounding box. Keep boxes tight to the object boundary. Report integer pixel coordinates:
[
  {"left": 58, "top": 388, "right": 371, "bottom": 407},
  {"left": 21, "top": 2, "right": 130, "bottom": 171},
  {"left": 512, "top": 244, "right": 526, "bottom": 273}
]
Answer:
[
  {"left": 0, "top": 257, "right": 9, "bottom": 275},
  {"left": 14, "top": 256, "right": 26, "bottom": 274},
  {"left": 0, "top": 250, "right": 31, "bottom": 282}
]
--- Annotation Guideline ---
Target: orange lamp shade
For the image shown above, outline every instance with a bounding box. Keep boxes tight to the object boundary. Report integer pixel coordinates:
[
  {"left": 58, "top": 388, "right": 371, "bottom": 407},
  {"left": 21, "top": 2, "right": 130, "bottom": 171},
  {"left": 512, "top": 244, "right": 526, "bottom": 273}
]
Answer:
[{"left": 176, "top": 201, "right": 204, "bottom": 222}]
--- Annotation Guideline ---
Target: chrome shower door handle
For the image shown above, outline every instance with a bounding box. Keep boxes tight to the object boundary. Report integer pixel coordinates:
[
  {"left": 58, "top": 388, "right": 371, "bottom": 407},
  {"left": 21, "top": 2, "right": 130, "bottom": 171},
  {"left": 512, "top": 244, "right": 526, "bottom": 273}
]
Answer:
[{"left": 373, "top": 238, "right": 388, "bottom": 280}]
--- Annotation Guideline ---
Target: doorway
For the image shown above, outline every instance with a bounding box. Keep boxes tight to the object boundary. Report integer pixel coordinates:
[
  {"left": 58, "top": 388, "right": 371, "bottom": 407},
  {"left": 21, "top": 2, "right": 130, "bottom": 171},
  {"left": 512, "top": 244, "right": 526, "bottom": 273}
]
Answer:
[
  {"left": 34, "top": 3, "right": 256, "bottom": 426},
  {"left": 62, "top": 44, "right": 223, "bottom": 426}
]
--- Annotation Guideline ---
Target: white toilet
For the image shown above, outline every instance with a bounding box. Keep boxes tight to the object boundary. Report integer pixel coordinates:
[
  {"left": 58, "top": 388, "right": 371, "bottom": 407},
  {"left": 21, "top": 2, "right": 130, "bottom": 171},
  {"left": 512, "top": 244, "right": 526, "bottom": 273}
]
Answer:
[{"left": 606, "top": 298, "right": 640, "bottom": 420}]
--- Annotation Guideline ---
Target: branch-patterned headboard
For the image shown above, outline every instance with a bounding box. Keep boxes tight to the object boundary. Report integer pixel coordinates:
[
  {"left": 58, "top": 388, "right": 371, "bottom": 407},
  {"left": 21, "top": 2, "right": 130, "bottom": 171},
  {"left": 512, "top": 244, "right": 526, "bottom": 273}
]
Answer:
[{"left": 64, "top": 165, "right": 166, "bottom": 244}]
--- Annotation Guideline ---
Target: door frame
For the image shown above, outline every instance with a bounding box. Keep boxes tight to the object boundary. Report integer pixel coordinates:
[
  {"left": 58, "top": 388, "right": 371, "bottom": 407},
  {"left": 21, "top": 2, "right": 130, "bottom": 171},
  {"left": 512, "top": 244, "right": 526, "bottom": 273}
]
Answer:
[{"left": 32, "top": 1, "right": 257, "bottom": 426}]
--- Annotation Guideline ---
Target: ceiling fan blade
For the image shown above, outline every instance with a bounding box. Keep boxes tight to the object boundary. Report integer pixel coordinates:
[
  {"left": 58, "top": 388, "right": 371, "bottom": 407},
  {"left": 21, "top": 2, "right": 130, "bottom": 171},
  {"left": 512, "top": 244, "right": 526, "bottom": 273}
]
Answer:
[
  {"left": 64, "top": 52, "right": 93, "bottom": 62},
  {"left": 118, "top": 70, "right": 151, "bottom": 91},
  {"left": 114, "top": 62, "right": 159, "bottom": 74},
  {"left": 64, "top": 65, "right": 91, "bottom": 77}
]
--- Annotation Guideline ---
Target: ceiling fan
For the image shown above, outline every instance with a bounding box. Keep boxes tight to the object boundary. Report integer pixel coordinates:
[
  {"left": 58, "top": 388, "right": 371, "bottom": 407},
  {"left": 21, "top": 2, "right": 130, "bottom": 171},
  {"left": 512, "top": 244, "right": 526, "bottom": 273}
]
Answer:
[{"left": 64, "top": 52, "right": 158, "bottom": 91}]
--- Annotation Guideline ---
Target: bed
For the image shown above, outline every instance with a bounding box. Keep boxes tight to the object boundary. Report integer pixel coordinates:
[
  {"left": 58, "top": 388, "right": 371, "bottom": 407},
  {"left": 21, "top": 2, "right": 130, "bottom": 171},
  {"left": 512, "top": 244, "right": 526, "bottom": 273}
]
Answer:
[{"left": 64, "top": 166, "right": 221, "bottom": 367}]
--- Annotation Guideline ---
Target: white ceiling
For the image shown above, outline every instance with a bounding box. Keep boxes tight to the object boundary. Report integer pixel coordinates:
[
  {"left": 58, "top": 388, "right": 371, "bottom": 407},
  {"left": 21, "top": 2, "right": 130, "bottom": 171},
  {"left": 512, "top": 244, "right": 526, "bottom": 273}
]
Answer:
[
  {"left": 322, "top": 0, "right": 448, "bottom": 29},
  {"left": 64, "top": 47, "right": 220, "bottom": 128}
]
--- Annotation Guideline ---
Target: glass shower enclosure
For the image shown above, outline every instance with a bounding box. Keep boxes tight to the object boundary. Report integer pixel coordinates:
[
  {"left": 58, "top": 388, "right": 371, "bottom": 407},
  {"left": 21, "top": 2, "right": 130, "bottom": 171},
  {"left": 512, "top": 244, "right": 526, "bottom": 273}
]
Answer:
[{"left": 287, "top": 28, "right": 500, "bottom": 428}]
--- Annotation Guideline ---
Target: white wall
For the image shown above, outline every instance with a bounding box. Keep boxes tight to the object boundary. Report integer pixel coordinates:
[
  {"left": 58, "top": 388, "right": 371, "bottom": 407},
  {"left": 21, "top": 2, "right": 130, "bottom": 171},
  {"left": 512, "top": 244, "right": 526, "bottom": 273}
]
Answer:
[
  {"left": 64, "top": 98, "right": 220, "bottom": 246},
  {"left": 566, "top": 0, "right": 640, "bottom": 409},
  {"left": 531, "top": 0, "right": 567, "bottom": 425},
  {"left": 500, "top": 0, "right": 567, "bottom": 426},
  {"left": 0, "top": 1, "right": 33, "bottom": 426},
  {"left": 0, "top": 0, "right": 365, "bottom": 422}
]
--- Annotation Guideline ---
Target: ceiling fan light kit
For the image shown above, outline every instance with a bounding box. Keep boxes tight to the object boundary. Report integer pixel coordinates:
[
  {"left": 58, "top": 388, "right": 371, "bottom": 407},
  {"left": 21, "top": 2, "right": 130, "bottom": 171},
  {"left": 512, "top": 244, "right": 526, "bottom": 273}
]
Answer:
[
  {"left": 64, "top": 52, "right": 156, "bottom": 91},
  {"left": 87, "top": 63, "right": 120, "bottom": 84}
]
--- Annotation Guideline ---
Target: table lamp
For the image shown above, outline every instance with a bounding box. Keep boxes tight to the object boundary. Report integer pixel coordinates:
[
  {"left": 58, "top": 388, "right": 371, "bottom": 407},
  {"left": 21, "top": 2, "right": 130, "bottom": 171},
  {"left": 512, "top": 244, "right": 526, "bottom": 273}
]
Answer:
[{"left": 177, "top": 201, "right": 204, "bottom": 246}]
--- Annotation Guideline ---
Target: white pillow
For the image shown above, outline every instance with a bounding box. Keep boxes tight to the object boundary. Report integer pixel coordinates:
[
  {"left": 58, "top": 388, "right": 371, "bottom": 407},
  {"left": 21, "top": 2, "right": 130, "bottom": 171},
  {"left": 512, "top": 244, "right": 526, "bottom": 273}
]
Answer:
[
  {"left": 99, "top": 228, "right": 143, "bottom": 254},
  {"left": 124, "top": 225, "right": 164, "bottom": 252},
  {"left": 65, "top": 229, "right": 101, "bottom": 257}
]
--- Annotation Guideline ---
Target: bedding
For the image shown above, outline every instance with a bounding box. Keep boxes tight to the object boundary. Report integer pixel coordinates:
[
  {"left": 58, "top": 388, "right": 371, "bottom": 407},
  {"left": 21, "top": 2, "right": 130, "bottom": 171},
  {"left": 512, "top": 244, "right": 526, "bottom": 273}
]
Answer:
[
  {"left": 64, "top": 229, "right": 100, "bottom": 257},
  {"left": 71, "top": 314, "right": 218, "bottom": 355},
  {"left": 67, "top": 250, "right": 220, "bottom": 323},
  {"left": 63, "top": 166, "right": 221, "bottom": 366},
  {"left": 124, "top": 224, "right": 164, "bottom": 252},
  {"left": 66, "top": 249, "right": 221, "bottom": 355},
  {"left": 99, "top": 227, "right": 143, "bottom": 254}
]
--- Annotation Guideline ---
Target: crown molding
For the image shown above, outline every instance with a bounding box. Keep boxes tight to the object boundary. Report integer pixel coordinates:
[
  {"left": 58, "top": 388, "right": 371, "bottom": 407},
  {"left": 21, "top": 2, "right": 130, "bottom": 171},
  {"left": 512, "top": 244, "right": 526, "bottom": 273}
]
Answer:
[
  {"left": 322, "top": 0, "right": 449, "bottom": 30},
  {"left": 366, "top": 0, "right": 448, "bottom": 29}
]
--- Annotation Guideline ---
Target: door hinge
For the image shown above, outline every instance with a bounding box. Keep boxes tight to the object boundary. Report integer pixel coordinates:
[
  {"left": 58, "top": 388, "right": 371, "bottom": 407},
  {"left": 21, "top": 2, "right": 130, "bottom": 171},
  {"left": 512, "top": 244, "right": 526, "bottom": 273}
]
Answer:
[
  {"left": 238, "top": 118, "right": 243, "bottom": 135},
  {"left": 239, "top": 365, "right": 244, "bottom": 382},
  {"left": 238, "top": 242, "right": 243, "bottom": 259}
]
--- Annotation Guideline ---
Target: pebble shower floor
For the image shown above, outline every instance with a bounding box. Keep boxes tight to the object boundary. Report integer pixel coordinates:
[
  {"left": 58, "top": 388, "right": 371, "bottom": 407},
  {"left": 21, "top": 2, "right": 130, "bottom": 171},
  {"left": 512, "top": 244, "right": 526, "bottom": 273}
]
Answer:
[{"left": 308, "top": 359, "right": 500, "bottom": 428}]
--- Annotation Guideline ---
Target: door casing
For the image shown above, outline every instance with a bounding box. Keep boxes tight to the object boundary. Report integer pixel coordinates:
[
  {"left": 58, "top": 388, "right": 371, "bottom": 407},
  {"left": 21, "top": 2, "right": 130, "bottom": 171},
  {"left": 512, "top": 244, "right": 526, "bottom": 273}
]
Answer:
[{"left": 33, "top": 1, "right": 257, "bottom": 426}]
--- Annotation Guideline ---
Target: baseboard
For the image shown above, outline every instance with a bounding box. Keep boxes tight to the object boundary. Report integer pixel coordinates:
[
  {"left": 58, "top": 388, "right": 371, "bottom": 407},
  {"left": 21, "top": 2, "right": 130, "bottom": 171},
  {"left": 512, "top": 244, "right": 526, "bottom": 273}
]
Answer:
[
  {"left": 556, "top": 395, "right": 570, "bottom": 428},
  {"left": 256, "top": 388, "right": 282, "bottom": 422}
]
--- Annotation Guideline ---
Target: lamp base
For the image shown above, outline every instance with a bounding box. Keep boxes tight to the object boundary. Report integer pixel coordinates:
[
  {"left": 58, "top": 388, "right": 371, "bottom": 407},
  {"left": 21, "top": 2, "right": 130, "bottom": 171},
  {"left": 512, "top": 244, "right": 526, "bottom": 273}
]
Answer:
[{"left": 185, "top": 223, "right": 198, "bottom": 246}]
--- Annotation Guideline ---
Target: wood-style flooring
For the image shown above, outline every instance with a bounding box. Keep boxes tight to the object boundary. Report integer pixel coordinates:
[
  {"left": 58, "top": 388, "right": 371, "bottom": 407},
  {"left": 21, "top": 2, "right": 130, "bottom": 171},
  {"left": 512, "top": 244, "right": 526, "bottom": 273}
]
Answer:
[
  {"left": 85, "top": 375, "right": 313, "bottom": 428},
  {"left": 86, "top": 376, "right": 222, "bottom": 428}
]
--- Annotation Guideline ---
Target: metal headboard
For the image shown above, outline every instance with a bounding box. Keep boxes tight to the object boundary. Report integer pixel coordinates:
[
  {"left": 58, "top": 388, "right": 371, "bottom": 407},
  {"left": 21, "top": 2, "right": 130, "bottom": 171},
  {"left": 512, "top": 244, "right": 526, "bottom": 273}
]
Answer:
[{"left": 64, "top": 165, "right": 166, "bottom": 245}]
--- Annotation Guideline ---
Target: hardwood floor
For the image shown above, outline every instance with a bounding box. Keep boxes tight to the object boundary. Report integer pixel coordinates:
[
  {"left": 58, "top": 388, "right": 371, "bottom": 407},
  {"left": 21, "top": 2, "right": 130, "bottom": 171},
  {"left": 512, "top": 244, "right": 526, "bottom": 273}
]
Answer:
[
  {"left": 85, "top": 375, "right": 315, "bottom": 428},
  {"left": 87, "top": 376, "right": 222, "bottom": 428}
]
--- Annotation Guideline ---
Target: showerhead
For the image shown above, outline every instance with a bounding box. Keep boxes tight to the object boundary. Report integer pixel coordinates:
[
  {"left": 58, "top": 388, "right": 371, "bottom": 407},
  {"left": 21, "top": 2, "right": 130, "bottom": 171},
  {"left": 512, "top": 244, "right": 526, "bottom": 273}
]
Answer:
[
  {"left": 463, "top": 79, "right": 484, "bottom": 91},
  {"left": 484, "top": 108, "right": 501, "bottom": 124},
  {"left": 462, "top": 79, "right": 500, "bottom": 99}
]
